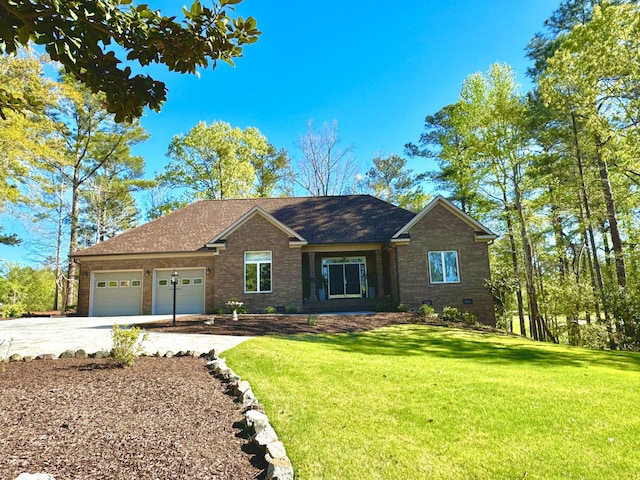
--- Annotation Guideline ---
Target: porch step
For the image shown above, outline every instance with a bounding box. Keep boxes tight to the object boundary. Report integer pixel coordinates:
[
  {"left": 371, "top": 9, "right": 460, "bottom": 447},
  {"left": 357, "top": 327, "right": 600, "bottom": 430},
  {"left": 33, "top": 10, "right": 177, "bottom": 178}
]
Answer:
[{"left": 303, "top": 298, "right": 377, "bottom": 313}]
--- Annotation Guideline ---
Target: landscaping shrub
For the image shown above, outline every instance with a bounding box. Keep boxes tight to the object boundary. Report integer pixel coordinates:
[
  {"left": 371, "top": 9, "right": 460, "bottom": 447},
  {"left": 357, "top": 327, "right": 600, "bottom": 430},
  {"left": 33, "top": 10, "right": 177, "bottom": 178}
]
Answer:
[
  {"left": 212, "top": 307, "right": 224, "bottom": 314},
  {"left": 111, "top": 324, "right": 148, "bottom": 367},
  {"left": 237, "top": 305, "right": 248, "bottom": 314},
  {"left": 306, "top": 314, "right": 318, "bottom": 326},
  {"left": 462, "top": 311, "right": 478, "bottom": 325},
  {"left": 264, "top": 305, "right": 276, "bottom": 314},
  {"left": 1, "top": 302, "right": 26, "bottom": 319},
  {"left": 397, "top": 303, "right": 410, "bottom": 312},
  {"left": 285, "top": 305, "right": 298, "bottom": 314},
  {"left": 419, "top": 304, "right": 435, "bottom": 318},
  {"left": 441, "top": 306, "right": 461, "bottom": 322}
]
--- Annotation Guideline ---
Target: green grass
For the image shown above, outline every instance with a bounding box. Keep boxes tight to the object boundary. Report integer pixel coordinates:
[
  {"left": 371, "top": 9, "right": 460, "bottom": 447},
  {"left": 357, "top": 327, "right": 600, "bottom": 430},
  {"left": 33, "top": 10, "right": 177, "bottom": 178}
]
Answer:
[{"left": 225, "top": 325, "right": 640, "bottom": 479}]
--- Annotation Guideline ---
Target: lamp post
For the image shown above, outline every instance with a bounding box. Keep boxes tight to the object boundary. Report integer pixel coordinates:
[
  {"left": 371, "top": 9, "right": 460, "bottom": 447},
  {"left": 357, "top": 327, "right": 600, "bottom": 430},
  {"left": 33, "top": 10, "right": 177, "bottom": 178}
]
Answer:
[{"left": 170, "top": 269, "right": 179, "bottom": 326}]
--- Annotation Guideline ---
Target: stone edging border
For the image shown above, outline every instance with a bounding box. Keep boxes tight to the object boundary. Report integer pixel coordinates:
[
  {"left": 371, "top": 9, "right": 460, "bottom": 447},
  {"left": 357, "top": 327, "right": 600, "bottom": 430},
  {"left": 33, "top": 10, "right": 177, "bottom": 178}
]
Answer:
[{"left": 207, "top": 355, "right": 295, "bottom": 480}]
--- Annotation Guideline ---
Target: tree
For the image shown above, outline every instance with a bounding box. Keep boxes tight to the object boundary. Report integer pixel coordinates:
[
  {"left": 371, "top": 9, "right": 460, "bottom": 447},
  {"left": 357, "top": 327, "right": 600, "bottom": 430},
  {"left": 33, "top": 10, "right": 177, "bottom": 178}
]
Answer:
[
  {"left": 406, "top": 103, "right": 495, "bottom": 218},
  {"left": 539, "top": 2, "right": 640, "bottom": 290},
  {"left": 296, "top": 120, "right": 357, "bottom": 196},
  {"left": 0, "top": 0, "right": 261, "bottom": 122},
  {"left": 158, "top": 121, "right": 289, "bottom": 208},
  {"left": 362, "top": 154, "right": 429, "bottom": 211},
  {"left": 39, "top": 74, "right": 150, "bottom": 308},
  {"left": 0, "top": 51, "right": 59, "bottom": 245}
]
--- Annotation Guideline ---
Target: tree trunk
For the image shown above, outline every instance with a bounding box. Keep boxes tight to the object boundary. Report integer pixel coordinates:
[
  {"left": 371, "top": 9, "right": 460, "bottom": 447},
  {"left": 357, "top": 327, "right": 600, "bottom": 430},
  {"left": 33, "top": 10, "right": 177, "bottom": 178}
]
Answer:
[
  {"left": 503, "top": 194, "right": 526, "bottom": 337},
  {"left": 513, "top": 183, "right": 547, "bottom": 342},
  {"left": 64, "top": 171, "right": 81, "bottom": 309},
  {"left": 594, "top": 143, "right": 627, "bottom": 288}
]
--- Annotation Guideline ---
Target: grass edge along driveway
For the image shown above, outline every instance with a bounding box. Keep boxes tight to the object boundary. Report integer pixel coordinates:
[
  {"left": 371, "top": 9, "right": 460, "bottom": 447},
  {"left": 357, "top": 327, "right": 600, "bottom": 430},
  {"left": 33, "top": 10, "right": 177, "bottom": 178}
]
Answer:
[{"left": 225, "top": 324, "right": 640, "bottom": 480}]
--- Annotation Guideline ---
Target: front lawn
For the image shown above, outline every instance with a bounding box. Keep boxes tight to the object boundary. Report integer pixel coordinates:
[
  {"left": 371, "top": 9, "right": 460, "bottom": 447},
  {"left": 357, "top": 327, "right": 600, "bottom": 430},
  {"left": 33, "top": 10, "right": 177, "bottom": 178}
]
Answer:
[{"left": 225, "top": 324, "right": 640, "bottom": 479}]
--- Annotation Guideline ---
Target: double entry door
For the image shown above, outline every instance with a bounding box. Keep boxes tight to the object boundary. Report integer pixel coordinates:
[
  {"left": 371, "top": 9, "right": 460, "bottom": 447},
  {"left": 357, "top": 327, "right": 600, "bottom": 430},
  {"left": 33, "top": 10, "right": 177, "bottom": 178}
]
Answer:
[{"left": 322, "top": 257, "right": 367, "bottom": 299}]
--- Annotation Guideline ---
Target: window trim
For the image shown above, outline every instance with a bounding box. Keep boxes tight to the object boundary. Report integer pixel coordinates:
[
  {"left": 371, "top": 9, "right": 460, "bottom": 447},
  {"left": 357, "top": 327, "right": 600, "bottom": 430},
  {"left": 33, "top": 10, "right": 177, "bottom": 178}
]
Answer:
[
  {"left": 428, "top": 250, "right": 461, "bottom": 284},
  {"left": 244, "top": 251, "right": 273, "bottom": 294}
]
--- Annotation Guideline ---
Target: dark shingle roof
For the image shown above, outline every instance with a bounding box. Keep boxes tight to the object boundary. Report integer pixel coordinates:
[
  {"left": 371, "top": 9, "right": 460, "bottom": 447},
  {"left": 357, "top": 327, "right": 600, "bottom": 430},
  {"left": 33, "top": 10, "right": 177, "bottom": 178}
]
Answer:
[{"left": 74, "top": 195, "right": 416, "bottom": 257}]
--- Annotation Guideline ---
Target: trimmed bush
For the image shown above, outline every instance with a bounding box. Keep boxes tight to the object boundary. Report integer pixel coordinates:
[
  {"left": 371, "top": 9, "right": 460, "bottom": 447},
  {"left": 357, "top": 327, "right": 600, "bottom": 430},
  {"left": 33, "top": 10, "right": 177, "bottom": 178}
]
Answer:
[
  {"left": 462, "top": 311, "right": 478, "bottom": 325},
  {"left": 264, "top": 305, "right": 276, "bottom": 314},
  {"left": 419, "top": 304, "right": 435, "bottom": 318},
  {"left": 285, "top": 305, "right": 298, "bottom": 314},
  {"left": 111, "top": 324, "right": 148, "bottom": 367},
  {"left": 441, "top": 306, "right": 461, "bottom": 322},
  {"left": 397, "top": 303, "right": 410, "bottom": 312}
]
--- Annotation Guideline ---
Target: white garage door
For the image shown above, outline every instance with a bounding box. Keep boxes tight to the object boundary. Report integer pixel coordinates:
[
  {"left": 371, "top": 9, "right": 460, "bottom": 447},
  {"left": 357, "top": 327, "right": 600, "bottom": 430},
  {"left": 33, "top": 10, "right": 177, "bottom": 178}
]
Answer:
[
  {"left": 154, "top": 268, "right": 205, "bottom": 315},
  {"left": 92, "top": 271, "right": 143, "bottom": 316}
]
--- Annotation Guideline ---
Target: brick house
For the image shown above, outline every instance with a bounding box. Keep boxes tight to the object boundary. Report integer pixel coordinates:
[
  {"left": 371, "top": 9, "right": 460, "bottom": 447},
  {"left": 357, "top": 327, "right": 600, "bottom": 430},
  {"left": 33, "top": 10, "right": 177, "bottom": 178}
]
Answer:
[{"left": 72, "top": 194, "right": 497, "bottom": 324}]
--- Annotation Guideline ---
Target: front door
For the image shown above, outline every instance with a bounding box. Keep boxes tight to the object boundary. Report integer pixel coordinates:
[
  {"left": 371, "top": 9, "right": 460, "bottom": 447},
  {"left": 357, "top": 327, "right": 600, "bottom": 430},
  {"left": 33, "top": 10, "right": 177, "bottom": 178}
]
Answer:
[{"left": 324, "top": 257, "right": 366, "bottom": 299}]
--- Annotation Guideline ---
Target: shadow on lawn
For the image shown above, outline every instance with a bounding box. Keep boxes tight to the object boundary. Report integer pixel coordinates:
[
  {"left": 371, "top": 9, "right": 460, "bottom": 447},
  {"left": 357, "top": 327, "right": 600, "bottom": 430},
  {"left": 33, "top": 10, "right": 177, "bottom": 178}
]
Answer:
[{"left": 286, "top": 325, "right": 640, "bottom": 372}]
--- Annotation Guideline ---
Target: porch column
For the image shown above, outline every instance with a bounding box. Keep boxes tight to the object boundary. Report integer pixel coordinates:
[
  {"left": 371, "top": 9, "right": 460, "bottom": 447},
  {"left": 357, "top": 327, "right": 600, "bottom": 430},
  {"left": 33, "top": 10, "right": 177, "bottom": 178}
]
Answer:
[
  {"left": 308, "top": 251, "right": 316, "bottom": 300},
  {"left": 375, "top": 248, "right": 384, "bottom": 299}
]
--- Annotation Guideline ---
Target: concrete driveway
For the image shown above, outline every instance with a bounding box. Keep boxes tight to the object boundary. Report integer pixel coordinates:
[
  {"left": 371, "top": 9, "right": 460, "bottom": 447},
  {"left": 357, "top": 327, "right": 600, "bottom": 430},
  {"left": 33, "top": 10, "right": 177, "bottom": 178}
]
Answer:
[{"left": 0, "top": 315, "right": 251, "bottom": 358}]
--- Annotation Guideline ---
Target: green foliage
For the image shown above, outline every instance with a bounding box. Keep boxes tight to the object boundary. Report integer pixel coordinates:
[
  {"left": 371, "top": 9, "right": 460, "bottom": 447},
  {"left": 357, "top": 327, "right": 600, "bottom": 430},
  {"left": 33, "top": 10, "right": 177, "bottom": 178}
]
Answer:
[
  {"left": 0, "top": 263, "right": 56, "bottom": 313},
  {"left": 264, "top": 305, "right": 276, "bottom": 314},
  {"left": 361, "top": 154, "right": 429, "bottom": 211},
  {"left": 441, "top": 306, "right": 461, "bottom": 322},
  {"left": 578, "top": 323, "right": 610, "bottom": 350},
  {"left": 1, "top": 302, "right": 26, "bottom": 318},
  {"left": 419, "top": 304, "right": 435, "bottom": 318},
  {"left": 157, "top": 121, "right": 289, "bottom": 212},
  {"left": 236, "top": 305, "right": 248, "bottom": 314},
  {"left": 306, "top": 314, "right": 318, "bottom": 326},
  {"left": 0, "top": 0, "right": 261, "bottom": 121},
  {"left": 397, "top": 303, "right": 410, "bottom": 312},
  {"left": 111, "top": 324, "right": 148, "bottom": 367},
  {"left": 605, "top": 287, "right": 640, "bottom": 351},
  {"left": 211, "top": 307, "right": 224, "bottom": 314},
  {"left": 285, "top": 305, "right": 298, "bottom": 314},
  {"left": 462, "top": 311, "right": 478, "bottom": 325}
]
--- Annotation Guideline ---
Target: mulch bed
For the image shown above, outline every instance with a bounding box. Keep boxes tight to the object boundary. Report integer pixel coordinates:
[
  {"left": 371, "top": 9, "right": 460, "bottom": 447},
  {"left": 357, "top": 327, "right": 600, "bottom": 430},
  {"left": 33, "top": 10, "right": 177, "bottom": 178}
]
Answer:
[
  {"left": 136, "top": 311, "right": 433, "bottom": 336},
  {"left": 0, "top": 357, "right": 264, "bottom": 480}
]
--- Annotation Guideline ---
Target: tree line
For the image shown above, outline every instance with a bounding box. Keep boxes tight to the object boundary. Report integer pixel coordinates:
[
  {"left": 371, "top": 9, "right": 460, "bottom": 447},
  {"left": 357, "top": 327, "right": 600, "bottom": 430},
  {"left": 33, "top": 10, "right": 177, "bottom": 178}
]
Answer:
[{"left": 407, "top": 0, "right": 640, "bottom": 349}]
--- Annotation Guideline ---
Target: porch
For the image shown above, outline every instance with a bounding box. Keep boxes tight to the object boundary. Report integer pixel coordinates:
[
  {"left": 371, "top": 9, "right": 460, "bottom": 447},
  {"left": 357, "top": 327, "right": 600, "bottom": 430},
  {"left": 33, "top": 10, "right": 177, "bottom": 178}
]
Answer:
[{"left": 301, "top": 247, "right": 395, "bottom": 312}]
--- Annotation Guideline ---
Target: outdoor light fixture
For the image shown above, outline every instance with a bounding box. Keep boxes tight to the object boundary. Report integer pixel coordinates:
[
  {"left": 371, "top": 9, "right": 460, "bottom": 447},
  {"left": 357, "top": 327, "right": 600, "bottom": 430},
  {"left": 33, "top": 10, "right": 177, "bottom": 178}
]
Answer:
[
  {"left": 170, "top": 269, "right": 179, "bottom": 326},
  {"left": 144, "top": 269, "right": 150, "bottom": 277},
  {"left": 206, "top": 267, "right": 211, "bottom": 274}
]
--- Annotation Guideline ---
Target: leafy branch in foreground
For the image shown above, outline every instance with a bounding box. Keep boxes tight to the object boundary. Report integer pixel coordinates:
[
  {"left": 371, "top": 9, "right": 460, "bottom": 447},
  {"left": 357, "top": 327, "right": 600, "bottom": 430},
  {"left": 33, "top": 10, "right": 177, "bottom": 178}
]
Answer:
[{"left": 0, "top": 0, "right": 261, "bottom": 122}]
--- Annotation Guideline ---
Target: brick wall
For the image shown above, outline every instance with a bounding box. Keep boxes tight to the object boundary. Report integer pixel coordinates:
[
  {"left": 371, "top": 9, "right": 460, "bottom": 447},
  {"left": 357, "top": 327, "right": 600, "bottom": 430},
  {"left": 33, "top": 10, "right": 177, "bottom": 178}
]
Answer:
[
  {"left": 76, "top": 255, "right": 215, "bottom": 316},
  {"left": 213, "top": 213, "right": 303, "bottom": 312},
  {"left": 395, "top": 204, "right": 495, "bottom": 325}
]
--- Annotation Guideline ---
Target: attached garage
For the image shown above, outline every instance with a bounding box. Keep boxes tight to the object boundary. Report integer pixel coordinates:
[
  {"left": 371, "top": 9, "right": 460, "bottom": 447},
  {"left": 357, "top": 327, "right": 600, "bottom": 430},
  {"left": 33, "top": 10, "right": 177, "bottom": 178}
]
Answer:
[
  {"left": 153, "top": 268, "right": 206, "bottom": 315},
  {"left": 91, "top": 271, "right": 143, "bottom": 316}
]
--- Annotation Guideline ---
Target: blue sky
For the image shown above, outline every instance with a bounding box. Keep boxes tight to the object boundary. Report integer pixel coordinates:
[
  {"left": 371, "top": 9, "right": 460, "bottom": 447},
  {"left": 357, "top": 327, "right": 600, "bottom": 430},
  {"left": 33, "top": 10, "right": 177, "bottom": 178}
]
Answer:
[{"left": 1, "top": 0, "right": 559, "bottom": 266}]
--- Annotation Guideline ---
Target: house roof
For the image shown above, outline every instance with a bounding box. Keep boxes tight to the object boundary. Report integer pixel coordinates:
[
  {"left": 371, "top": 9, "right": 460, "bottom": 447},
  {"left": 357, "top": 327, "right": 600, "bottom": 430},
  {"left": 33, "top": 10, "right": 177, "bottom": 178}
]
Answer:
[
  {"left": 393, "top": 195, "right": 497, "bottom": 242},
  {"left": 73, "top": 195, "right": 417, "bottom": 257}
]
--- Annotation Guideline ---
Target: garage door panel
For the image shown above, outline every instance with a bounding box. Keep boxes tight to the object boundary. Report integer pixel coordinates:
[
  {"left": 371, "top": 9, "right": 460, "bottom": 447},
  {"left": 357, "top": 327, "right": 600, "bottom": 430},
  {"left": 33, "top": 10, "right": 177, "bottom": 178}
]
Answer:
[
  {"left": 154, "top": 269, "right": 205, "bottom": 315},
  {"left": 92, "top": 272, "right": 143, "bottom": 316}
]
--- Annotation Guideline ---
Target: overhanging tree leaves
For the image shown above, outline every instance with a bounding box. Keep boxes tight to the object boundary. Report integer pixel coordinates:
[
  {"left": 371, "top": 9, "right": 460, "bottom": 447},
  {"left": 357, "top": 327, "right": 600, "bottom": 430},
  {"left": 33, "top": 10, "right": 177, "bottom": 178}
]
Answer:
[{"left": 0, "top": 0, "right": 261, "bottom": 122}]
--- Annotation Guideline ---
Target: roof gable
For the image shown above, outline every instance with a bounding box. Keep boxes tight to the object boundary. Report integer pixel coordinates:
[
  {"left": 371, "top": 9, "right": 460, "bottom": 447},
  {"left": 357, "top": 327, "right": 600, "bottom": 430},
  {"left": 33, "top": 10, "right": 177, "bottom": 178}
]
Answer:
[
  {"left": 393, "top": 195, "right": 497, "bottom": 243},
  {"left": 205, "top": 206, "right": 307, "bottom": 247}
]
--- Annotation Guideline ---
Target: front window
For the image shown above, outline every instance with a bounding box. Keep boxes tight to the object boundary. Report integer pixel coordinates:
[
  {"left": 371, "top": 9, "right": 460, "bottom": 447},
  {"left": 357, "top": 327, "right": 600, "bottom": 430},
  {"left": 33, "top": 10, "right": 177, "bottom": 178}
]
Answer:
[
  {"left": 245, "top": 251, "right": 272, "bottom": 293},
  {"left": 428, "top": 251, "right": 460, "bottom": 283}
]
